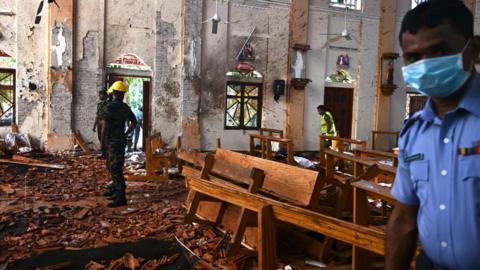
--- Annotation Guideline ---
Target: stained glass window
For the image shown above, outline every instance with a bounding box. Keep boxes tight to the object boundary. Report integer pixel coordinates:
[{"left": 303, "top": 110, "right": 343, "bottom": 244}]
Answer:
[
  {"left": 329, "top": 0, "right": 361, "bottom": 10},
  {"left": 225, "top": 82, "right": 262, "bottom": 129},
  {"left": 0, "top": 69, "right": 15, "bottom": 126}
]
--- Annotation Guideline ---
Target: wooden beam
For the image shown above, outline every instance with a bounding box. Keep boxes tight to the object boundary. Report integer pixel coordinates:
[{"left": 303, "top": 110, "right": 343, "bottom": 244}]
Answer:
[
  {"left": 0, "top": 159, "right": 65, "bottom": 170},
  {"left": 74, "top": 130, "right": 91, "bottom": 154},
  {"left": 257, "top": 204, "right": 277, "bottom": 270},
  {"left": 352, "top": 187, "right": 372, "bottom": 270},
  {"left": 374, "top": 0, "right": 397, "bottom": 149},
  {"left": 186, "top": 176, "right": 386, "bottom": 255},
  {"left": 285, "top": 0, "right": 310, "bottom": 151}
]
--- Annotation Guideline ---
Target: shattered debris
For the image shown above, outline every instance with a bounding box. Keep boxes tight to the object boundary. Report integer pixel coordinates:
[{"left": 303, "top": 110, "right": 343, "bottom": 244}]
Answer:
[{"left": 0, "top": 153, "right": 250, "bottom": 269}]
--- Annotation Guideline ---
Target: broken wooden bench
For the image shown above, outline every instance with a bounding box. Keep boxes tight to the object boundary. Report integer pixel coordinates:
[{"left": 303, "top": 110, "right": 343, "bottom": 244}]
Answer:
[
  {"left": 177, "top": 148, "right": 343, "bottom": 260},
  {"left": 185, "top": 173, "right": 389, "bottom": 270}
]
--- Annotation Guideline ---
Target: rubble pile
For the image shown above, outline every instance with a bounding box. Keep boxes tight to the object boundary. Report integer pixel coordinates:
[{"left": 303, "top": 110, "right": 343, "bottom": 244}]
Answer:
[{"left": 0, "top": 153, "right": 244, "bottom": 269}]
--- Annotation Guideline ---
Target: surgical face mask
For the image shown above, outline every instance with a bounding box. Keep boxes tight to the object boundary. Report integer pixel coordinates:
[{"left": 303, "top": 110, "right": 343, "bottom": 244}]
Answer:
[{"left": 402, "top": 40, "right": 472, "bottom": 97}]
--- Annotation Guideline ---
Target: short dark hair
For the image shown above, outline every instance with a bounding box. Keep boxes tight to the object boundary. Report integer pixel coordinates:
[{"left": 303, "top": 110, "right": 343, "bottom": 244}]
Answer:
[
  {"left": 399, "top": 0, "right": 473, "bottom": 45},
  {"left": 317, "top": 105, "right": 326, "bottom": 111},
  {"left": 113, "top": 91, "right": 125, "bottom": 99}
]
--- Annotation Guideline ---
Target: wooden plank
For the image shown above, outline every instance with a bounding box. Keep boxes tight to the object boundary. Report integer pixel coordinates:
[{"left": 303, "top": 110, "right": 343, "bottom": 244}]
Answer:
[
  {"left": 228, "top": 167, "right": 266, "bottom": 255},
  {"left": 215, "top": 149, "right": 319, "bottom": 207},
  {"left": 12, "top": 155, "right": 45, "bottom": 164},
  {"left": 185, "top": 154, "right": 215, "bottom": 223},
  {"left": 325, "top": 149, "right": 396, "bottom": 176},
  {"left": 351, "top": 180, "right": 395, "bottom": 204},
  {"left": 353, "top": 187, "right": 372, "bottom": 270},
  {"left": 74, "top": 131, "right": 91, "bottom": 154},
  {"left": 0, "top": 159, "right": 65, "bottom": 170},
  {"left": 355, "top": 148, "right": 398, "bottom": 167},
  {"left": 259, "top": 128, "right": 283, "bottom": 137},
  {"left": 177, "top": 150, "right": 206, "bottom": 168},
  {"left": 186, "top": 176, "right": 386, "bottom": 255},
  {"left": 257, "top": 204, "right": 276, "bottom": 270}
]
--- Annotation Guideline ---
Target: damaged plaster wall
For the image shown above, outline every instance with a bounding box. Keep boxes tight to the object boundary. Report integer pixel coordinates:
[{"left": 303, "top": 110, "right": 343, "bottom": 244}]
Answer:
[
  {"left": 200, "top": 0, "right": 382, "bottom": 151},
  {"left": 73, "top": 0, "right": 105, "bottom": 146},
  {"left": 153, "top": 0, "right": 184, "bottom": 145},
  {"left": 105, "top": 0, "right": 156, "bottom": 67},
  {"left": 304, "top": 8, "right": 328, "bottom": 151},
  {"left": 15, "top": 0, "right": 49, "bottom": 149},
  {"left": 352, "top": 18, "right": 380, "bottom": 145},
  {"left": 180, "top": 0, "right": 203, "bottom": 150},
  {"left": 73, "top": 0, "right": 156, "bottom": 147},
  {"left": 0, "top": 0, "right": 16, "bottom": 58},
  {"left": 200, "top": 0, "right": 290, "bottom": 151}
]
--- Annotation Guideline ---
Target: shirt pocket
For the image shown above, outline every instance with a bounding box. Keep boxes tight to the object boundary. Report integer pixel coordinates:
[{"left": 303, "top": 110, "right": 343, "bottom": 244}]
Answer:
[
  {"left": 460, "top": 156, "right": 480, "bottom": 215},
  {"left": 410, "top": 160, "right": 429, "bottom": 203},
  {"left": 460, "top": 156, "right": 480, "bottom": 180}
]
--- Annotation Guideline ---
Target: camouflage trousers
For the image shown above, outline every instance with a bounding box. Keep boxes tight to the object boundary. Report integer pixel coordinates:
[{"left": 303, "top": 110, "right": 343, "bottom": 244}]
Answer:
[
  {"left": 96, "top": 122, "right": 107, "bottom": 156},
  {"left": 106, "top": 140, "right": 126, "bottom": 193}
]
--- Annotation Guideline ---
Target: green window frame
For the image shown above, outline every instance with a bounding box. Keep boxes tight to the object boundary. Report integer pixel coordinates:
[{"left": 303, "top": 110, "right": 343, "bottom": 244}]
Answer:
[{"left": 0, "top": 69, "right": 15, "bottom": 126}]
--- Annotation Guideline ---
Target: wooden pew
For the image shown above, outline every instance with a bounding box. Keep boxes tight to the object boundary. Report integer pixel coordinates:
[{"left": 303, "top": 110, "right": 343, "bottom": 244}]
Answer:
[
  {"left": 259, "top": 127, "right": 283, "bottom": 138},
  {"left": 355, "top": 148, "right": 398, "bottom": 168},
  {"left": 249, "top": 128, "right": 283, "bottom": 158},
  {"left": 126, "top": 133, "right": 172, "bottom": 181},
  {"left": 185, "top": 175, "right": 388, "bottom": 270},
  {"left": 181, "top": 148, "right": 404, "bottom": 269},
  {"left": 178, "top": 148, "right": 339, "bottom": 259},
  {"left": 249, "top": 128, "right": 295, "bottom": 165},
  {"left": 319, "top": 135, "right": 367, "bottom": 172}
]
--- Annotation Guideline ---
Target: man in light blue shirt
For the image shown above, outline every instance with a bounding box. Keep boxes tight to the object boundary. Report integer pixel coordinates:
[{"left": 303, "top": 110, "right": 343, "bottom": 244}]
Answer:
[{"left": 387, "top": 1, "right": 480, "bottom": 270}]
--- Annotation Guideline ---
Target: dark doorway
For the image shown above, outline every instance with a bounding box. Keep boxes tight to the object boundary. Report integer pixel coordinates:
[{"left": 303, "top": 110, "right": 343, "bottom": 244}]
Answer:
[
  {"left": 324, "top": 87, "right": 354, "bottom": 138},
  {"left": 106, "top": 74, "right": 151, "bottom": 151}
]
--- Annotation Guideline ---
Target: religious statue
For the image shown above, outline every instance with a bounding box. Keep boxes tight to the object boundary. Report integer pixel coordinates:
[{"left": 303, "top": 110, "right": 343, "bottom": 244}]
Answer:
[{"left": 386, "top": 61, "right": 394, "bottom": 85}]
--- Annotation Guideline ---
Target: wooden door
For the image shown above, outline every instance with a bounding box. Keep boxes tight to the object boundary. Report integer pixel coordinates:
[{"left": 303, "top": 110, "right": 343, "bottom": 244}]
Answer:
[
  {"left": 143, "top": 80, "right": 151, "bottom": 142},
  {"left": 324, "top": 87, "right": 354, "bottom": 138}
]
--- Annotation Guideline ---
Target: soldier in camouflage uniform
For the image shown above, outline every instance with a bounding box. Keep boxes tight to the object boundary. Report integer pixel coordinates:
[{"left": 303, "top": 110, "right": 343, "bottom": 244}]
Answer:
[
  {"left": 93, "top": 90, "right": 108, "bottom": 158},
  {"left": 101, "top": 81, "right": 137, "bottom": 207}
]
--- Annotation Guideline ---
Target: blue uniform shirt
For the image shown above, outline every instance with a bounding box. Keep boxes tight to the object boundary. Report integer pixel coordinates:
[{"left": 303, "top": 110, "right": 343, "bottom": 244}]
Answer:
[{"left": 392, "top": 73, "right": 480, "bottom": 270}]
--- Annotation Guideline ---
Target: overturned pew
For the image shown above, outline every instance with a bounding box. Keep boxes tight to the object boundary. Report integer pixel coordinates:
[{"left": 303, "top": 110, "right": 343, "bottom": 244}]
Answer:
[{"left": 178, "top": 147, "right": 404, "bottom": 269}]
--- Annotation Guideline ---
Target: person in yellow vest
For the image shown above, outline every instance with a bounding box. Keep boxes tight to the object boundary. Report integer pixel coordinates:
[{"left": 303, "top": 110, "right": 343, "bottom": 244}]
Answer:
[{"left": 317, "top": 105, "right": 336, "bottom": 148}]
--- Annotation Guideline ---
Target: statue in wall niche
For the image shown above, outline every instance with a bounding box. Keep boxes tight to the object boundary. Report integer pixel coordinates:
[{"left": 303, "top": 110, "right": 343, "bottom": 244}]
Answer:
[
  {"left": 292, "top": 51, "right": 305, "bottom": 79},
  {"left": 336, "top": 54, "right": 350, "bottom": 67},
  {"left": 386, "top": 60, "right": 394, "bottom": 85},
  {"left": 239, "top": 42, "right": 255, "bottom": 61}
]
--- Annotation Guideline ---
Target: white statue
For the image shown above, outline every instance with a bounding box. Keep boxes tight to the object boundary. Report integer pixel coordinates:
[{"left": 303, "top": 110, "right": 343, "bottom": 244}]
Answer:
[{"left": 292, "top": 51, "right": 305, "bottom": 79}]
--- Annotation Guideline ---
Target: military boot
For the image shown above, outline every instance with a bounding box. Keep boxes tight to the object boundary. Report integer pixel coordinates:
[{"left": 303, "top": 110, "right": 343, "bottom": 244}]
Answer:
[{"left": 107, "top": 192, "right": 127, "bottom": 207}]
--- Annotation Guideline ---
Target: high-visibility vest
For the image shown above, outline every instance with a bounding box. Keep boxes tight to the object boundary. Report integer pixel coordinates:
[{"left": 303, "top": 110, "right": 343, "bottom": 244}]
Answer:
[{"left": 321, "top": 111, "right": 336, "bottom": 135}]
